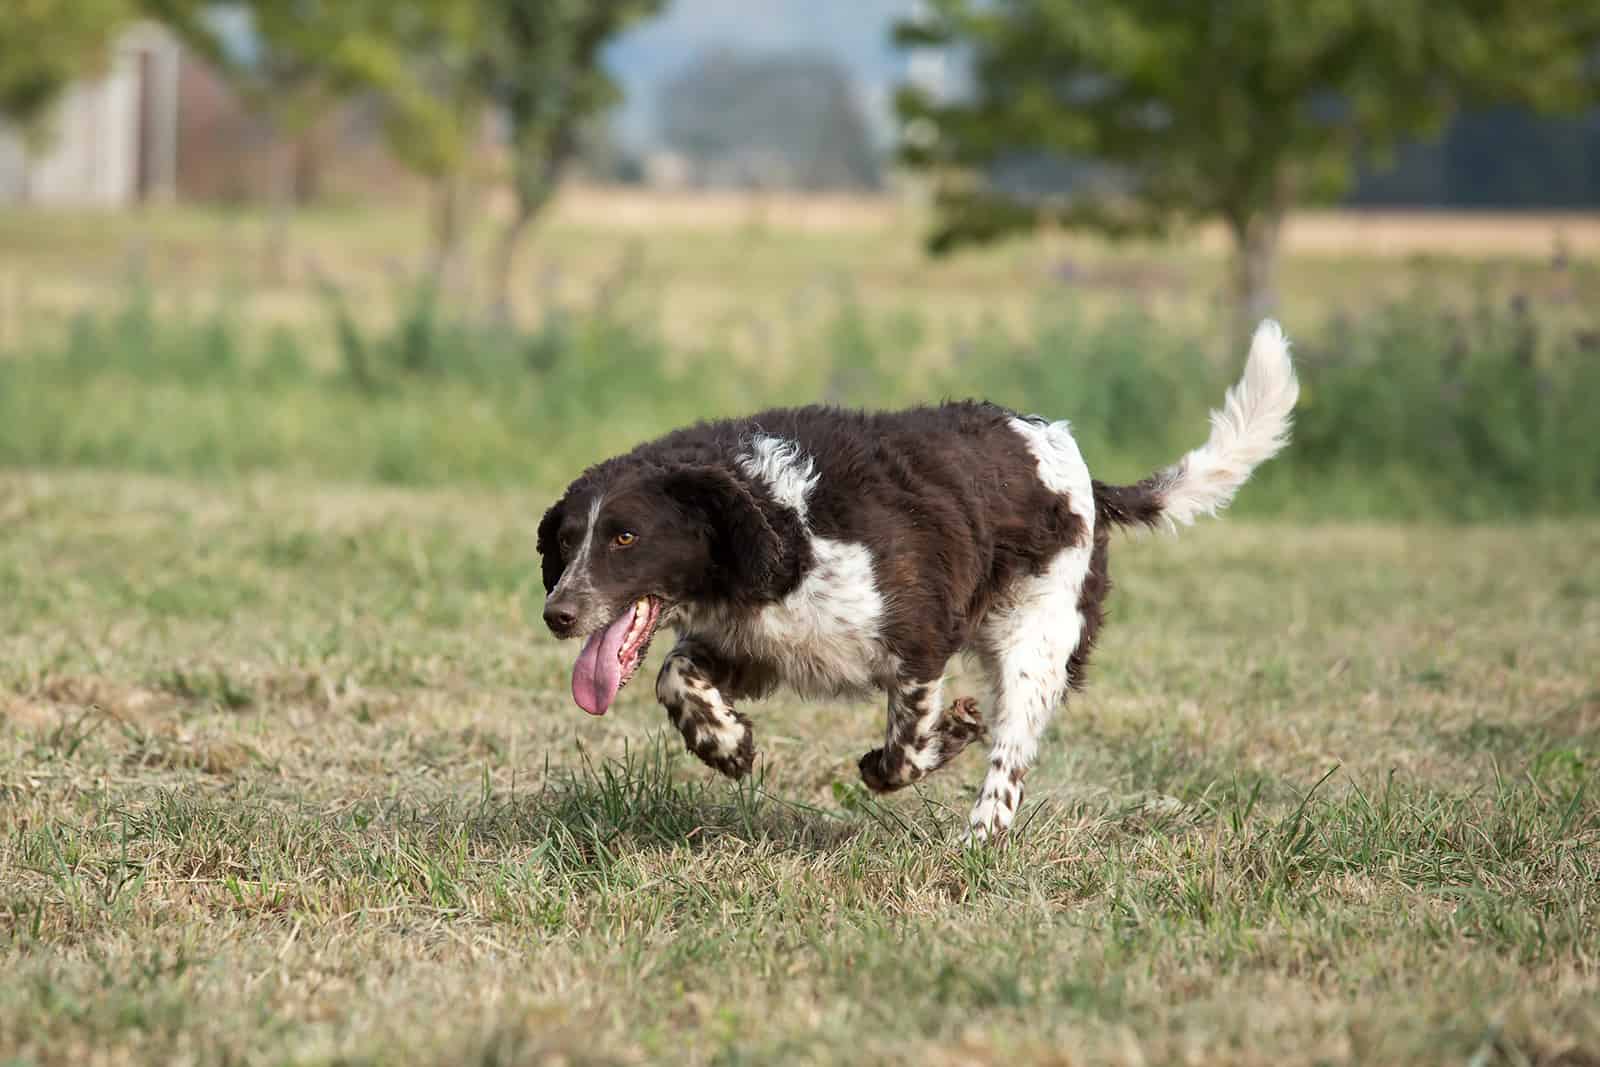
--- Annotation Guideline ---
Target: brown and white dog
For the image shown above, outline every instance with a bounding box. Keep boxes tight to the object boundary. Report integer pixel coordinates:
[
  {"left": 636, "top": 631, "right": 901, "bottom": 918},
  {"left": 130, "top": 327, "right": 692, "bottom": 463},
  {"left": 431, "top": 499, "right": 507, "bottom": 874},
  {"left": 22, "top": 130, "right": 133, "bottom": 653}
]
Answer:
[{"left": 537, "top": 321, "right": 1298, "bottom": 839}]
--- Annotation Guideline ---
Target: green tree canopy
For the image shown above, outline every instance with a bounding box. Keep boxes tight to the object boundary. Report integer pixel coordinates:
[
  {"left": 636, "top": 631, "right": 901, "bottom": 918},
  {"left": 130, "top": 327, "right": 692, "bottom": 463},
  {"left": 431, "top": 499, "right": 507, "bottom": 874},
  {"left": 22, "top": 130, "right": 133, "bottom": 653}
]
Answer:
[
  {"left": 0, "top": 0, "right": 133, "bottom": 145},
  {"left": 161, "top": 0, "right": 661, "bottom": 299},
  {"left": 896, "top": 0, "right": 1600, "bottom": 336},
  {"left": 475, "top": 0, "right": 664, "bottom": 318},
  {"left": 159, "top": 0, "right": 487, "bottom": 278},
  {"left": 332, "top": 0, "right": 489, "bottom": 278},
  {"left": 257, "top": 0, "right": 665, "bottom": 306}
]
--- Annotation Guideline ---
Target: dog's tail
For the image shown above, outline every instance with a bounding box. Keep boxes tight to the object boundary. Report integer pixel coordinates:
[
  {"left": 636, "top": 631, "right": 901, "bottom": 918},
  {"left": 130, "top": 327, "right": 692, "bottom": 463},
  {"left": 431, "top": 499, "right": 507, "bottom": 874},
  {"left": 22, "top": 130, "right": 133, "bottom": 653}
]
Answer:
[{"left": 1094, "top": 319, "right": 1299, "bottom": 532}]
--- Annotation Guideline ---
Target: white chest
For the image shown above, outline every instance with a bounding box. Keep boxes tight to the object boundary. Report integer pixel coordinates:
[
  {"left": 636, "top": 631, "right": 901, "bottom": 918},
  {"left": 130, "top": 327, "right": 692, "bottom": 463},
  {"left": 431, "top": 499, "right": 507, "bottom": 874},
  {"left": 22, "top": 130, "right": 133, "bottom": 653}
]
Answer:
[{"left": 677, "top": 535, "right": 893, "bottom": 699}]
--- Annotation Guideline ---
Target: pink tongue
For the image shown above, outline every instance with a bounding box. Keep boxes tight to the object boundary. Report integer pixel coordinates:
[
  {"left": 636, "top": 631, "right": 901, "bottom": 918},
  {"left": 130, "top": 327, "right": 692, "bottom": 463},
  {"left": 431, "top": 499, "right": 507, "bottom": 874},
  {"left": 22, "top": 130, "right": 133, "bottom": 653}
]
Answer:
[{"left": 571, "top": 606, "right": 637, "bottom": 715}]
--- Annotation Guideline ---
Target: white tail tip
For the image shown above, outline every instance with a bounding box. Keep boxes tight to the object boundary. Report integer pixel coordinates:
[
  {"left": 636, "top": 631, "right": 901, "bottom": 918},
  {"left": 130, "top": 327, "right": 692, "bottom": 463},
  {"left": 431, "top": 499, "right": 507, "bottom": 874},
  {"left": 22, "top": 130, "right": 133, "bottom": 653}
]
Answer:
[{"left": 1157, "top": 318, "right": 1299, "bottom": 527}]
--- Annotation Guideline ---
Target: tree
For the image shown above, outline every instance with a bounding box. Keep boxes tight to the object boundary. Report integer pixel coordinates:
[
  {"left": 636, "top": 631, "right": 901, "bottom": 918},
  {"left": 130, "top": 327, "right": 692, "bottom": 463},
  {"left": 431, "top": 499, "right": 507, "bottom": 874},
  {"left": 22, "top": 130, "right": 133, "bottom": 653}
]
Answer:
[
  {"left": 0, "top": 0, "right": 132, "bottom": 147},
  {"left": 159, "top": 0, "right": 378, "bottom": 279},
  {"left": 895, "top": 1, "right": 1600, "bottom": 339},
  {"left": 165, "top": 1, "right": 661, "bottom": 302},
  {"left": 160, "top": 0, "right": 483, "bottom": 282},
  {"left": 659, "top": 48, "right": 882, "bottom": 191},
  {"left": 475, "top": 0, "right": 664, "bottom": 321},
  {"left": 332, "top": 0, "right": 487, "bottom": 284},
  {"left": 300, "top": 0, "right": 665, "bottom": 302}
]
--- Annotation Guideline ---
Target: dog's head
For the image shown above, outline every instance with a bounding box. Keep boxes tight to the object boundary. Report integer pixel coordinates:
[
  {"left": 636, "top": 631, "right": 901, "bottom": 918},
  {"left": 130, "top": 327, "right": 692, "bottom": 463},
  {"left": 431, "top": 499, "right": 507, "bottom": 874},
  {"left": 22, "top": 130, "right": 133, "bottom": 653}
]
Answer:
[{"left": 536, "top": 462, "right": 801, "bottom": 715}]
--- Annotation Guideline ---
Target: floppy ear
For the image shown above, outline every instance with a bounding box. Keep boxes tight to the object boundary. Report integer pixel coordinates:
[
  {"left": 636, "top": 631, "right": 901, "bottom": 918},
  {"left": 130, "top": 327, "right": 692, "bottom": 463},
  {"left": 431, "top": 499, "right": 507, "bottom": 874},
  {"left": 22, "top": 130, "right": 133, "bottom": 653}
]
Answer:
[
  {"left": 535, "top": 497, "right": 567, "bottom": 594},
  {"left": 661, "top": 464, "right": 805, "bottom": 603}
]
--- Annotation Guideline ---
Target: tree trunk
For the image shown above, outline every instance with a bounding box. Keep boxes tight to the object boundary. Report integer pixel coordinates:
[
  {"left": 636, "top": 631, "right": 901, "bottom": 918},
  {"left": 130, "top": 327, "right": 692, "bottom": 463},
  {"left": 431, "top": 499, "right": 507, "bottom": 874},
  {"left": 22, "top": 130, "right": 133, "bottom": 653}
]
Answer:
[
  {"left": 1228, "top": 209, "right": 1282, "bottom": 349},
  {"left": 262, "top": 134, "right": 298, "bottom": 284},
  {"left": 489, "top": 176, "right": 562, "bottom": 325},
  {"left": 490, "top": 121, "right": 578, "bottom": 325},
  {"left": 293, "top": 128, "right": 323, "bottom": 204},
  {"left": 425, "top": 172, "right": 468, "bottom": 293},
  {"left": 488, "top": 205, "right": 535, "bottom": 326}
]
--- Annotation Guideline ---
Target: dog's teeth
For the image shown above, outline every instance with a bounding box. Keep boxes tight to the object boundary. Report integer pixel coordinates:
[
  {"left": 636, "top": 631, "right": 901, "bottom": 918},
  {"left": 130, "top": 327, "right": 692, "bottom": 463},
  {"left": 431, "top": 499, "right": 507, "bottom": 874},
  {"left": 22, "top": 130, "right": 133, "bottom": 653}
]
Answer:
[{"left": 617, "top": 599, "right": 654, "bottom": 665}]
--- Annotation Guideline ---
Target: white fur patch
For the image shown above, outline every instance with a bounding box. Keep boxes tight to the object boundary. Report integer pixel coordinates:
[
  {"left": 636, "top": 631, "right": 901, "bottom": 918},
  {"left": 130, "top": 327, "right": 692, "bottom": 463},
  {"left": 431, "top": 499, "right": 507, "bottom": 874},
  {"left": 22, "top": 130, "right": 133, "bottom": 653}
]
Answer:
[
  {"left": 678, "top": 435, "right": 893, "bottom": 699},
  {"left": 738, "top": 434, "right": 819, "bottom": 521},
  {"left": 550, "top": 496, "right": 603, "bottom": 602},
  {"left": 905, "top": 677, "right": 948, "bottom": 772},
  {"left": 680, "top": 536, "right": 892, "bottom": 699},
  {"left": 1005, "top": 417, "right": 1094, "bottom": 501},
  {"left": 978, "top": 547, "right": 1088, "bottom": 765}
]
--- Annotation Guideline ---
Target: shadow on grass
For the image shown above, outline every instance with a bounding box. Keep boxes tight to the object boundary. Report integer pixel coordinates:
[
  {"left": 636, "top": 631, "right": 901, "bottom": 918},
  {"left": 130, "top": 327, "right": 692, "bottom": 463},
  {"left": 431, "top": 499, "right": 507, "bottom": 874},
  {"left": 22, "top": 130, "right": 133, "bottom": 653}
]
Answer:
[
  {"left": 459, "top": 735, "right": 868, "bottom": 865},
  {"left": 1437, "top": 690, "right": 1600, "bottom": 763}
]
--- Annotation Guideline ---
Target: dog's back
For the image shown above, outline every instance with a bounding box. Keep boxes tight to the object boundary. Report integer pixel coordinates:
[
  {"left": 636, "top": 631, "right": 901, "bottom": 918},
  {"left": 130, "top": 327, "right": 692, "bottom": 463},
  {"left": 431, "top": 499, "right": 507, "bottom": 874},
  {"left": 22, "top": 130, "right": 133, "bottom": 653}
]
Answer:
[{"left": 625, "top": 401, "right": 1086, "bottom": 681}]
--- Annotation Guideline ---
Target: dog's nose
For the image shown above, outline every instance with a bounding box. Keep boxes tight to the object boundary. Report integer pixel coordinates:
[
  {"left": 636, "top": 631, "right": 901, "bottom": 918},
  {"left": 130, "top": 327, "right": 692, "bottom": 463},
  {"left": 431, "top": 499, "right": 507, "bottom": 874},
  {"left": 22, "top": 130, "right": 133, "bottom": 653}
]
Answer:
[{"left": 543, "top": 603, "right": 578, "bottom": 635}]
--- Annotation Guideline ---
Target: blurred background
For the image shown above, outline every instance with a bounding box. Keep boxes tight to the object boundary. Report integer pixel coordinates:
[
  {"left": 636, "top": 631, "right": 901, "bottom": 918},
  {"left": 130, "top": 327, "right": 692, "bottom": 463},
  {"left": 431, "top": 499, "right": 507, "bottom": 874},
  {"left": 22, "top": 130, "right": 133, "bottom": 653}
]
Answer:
[{"left": 1, "top": 0, "right": 1597, "bottom": 517}]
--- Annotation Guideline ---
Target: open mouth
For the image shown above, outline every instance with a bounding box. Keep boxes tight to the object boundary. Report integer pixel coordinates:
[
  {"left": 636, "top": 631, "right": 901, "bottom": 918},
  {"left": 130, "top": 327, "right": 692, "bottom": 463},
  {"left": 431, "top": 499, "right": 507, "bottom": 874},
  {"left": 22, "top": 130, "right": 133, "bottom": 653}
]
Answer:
[{"left": 570, "top": 596, "right": 663, "bottom": 716}]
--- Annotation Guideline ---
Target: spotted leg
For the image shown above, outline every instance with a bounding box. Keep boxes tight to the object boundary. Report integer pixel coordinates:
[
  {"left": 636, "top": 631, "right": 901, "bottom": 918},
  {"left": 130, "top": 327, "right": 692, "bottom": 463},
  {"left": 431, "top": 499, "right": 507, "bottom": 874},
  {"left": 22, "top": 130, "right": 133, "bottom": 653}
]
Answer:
[
  {"left": 966, "top": 542, "right": 1098, "bottom": 842},
  {"left": 656, "top": 640, "right": 756, "bottom": 779},
  {"left": 965, "top": 653, "right": 1062, "bottom": 842},
  {"left": 858, "top": 677, "right": 987, "bottom": 793}
]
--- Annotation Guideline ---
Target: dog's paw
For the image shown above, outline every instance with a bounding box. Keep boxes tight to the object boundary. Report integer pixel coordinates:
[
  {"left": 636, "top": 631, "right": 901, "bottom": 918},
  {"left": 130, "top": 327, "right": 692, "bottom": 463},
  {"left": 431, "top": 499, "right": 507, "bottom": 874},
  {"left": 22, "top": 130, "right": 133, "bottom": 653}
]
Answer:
[
  {"left": 964, "top": 766, "right": 1024, "bottom": 844},
  {"left": 683, "top": 712, "right": 755, "bottom": 779},
  {"left": 962, "top": 800, "right": 1012, "bottom": 846},
  {"left": 959, "top": 821, "right": 1008, "bottom": 847},
  {"left": 933, "top": 697, "right": 986, "bottom": 758},
  {"left": 702, "top": 743, "right": 754, "bottom": 780},
  {"left": 858, "top": 746, "right": 913, "bottom": 793}
]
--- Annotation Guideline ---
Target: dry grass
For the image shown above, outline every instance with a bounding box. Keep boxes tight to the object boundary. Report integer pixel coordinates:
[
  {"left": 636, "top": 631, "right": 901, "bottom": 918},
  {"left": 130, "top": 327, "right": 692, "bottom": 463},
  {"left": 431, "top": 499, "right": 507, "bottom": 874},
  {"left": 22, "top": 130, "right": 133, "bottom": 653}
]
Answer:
[
  {"left": 1, "top": 195, "right": 1593, "bottom": 355},
  {"left": 553, "top": 186, "right": 1600, "bottom": 256},
  {"left": 2, "top": 469, "right": 1597, "bottom": 1065},
  {"left": 1274, "top": 209, "right": 1600, "bottom": 256}
]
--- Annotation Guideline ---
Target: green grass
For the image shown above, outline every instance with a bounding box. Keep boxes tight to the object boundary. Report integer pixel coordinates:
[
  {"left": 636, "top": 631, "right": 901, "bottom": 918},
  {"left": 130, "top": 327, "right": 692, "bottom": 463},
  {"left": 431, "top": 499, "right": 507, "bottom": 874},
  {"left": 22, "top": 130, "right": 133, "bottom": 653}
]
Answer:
[
  {"left": 2, "top": 201, "right": 1596, "bottom": 520},
  {"left": 1, "top": 278, "right": 1597, "bottom": 518},
  {"left": 2, "top": 471, "right": 1597, "bottom": 1065}
]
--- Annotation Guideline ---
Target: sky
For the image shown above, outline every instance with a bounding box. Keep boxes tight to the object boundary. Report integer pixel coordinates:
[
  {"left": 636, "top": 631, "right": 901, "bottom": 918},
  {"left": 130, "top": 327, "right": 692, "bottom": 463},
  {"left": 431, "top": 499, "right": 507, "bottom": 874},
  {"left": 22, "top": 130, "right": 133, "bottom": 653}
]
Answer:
[
  {"left": 204, "top": 0, "right": 929, "bottom": 151},
  {"left": 603, "top": 0, "right": 922, "bottom": 150}
]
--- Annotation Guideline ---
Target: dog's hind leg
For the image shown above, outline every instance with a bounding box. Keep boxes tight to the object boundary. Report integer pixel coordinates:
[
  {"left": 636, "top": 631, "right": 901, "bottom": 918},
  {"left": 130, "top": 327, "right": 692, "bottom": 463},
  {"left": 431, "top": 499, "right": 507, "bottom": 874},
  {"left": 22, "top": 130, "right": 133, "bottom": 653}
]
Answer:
[
  {"left": 858, "top": 677, "right": 986, "bottom": 793},
  {"left": 966, "top": 537, "right": 1101, "bottom": 842},
  {"left": 656, "top": 640, "right": 755, "bottom": 780}
]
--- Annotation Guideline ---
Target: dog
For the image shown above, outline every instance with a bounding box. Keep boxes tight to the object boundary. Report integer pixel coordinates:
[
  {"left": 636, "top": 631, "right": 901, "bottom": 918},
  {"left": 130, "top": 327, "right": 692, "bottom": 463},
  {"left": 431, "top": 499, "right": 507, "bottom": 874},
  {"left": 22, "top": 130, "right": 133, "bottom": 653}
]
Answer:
[{"left": 537, "top": 320, "right": 1298, "bottom": 839}]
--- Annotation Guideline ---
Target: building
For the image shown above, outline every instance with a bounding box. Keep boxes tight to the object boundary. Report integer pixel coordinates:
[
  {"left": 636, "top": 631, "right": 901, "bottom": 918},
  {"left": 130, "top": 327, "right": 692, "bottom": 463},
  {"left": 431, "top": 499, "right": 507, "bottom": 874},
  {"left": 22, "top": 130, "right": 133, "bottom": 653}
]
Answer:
[
  {"left": 0, "top": 22, "right": 413, "bottom": 209},
  {"left": 0, "top": 22, "right": 181, "bottom": 206}
]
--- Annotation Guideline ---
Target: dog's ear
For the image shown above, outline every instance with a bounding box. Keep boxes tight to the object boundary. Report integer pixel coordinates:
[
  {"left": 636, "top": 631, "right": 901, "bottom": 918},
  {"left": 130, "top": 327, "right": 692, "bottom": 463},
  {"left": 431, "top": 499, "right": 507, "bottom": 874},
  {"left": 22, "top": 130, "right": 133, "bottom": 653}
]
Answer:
[
  {"left": 660, "top": 464, "right": 803, "bottom": 603},
  {"left": 535, "top": 497, "right": 567, "bottom": 594}
]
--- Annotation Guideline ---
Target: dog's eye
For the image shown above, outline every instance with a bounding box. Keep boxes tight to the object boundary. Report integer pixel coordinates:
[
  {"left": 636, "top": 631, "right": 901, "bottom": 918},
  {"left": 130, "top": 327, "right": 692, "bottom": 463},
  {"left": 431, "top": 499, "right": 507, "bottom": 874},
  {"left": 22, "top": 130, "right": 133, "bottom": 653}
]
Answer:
[{"left": 612, "top": 531, "right": 637, "bottom": 548}]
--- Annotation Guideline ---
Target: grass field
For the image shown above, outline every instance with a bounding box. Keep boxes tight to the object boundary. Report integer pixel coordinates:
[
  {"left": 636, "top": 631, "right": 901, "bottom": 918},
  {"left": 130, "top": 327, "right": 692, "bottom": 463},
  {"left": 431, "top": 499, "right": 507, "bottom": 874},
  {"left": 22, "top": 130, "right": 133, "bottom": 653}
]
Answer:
[
  {"left": 2, "top": 223, "right": 1596, "bottom": 518},
  {"left": 3, "top": 196, "right": 1598, "bottom": 350},
  {"left": 2, "top": 198, "right": 1598, "bottom": 1064},
  {"left": 2, "top": 471, "right": 1597, "bottom": 1065}
]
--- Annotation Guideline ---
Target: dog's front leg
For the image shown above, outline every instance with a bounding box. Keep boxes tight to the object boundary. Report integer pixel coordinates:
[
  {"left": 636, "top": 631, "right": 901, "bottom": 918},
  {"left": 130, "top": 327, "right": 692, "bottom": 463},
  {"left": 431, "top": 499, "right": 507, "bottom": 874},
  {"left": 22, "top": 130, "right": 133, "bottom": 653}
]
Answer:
[
  {"left": 858, "top": 677, "right": 986, "bottom": 793},
  {"left": 656, "top": 640, "right": 755, "bottom": 779}
]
